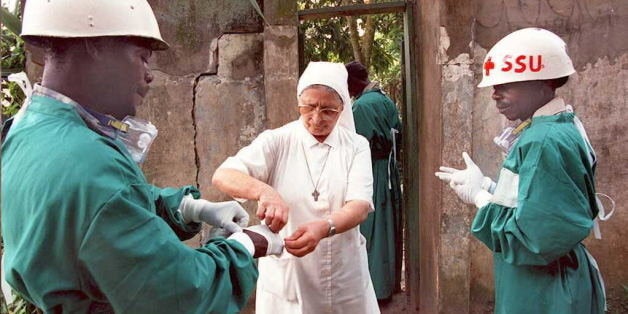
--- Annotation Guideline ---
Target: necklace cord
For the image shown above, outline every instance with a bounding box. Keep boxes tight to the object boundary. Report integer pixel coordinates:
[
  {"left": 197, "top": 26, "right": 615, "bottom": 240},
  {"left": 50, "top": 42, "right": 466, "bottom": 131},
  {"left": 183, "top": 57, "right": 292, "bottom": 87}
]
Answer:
[{"left": 302, "top": 141, "right": 332, "bottom": 201}]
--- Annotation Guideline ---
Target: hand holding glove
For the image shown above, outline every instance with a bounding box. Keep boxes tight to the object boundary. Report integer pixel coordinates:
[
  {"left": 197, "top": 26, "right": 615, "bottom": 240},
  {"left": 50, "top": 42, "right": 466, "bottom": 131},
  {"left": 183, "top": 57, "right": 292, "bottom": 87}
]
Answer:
[
  {"left": 435, "top": 152, "right": 493, "bottom": 208},
  {"left": 178, "top": 195, "right": 249, "bottom": 233},
  {"left": 228, "top": 224, "right": 284, "bottom": 258},
  {"left": 256, "top": 186, "right": 289, "bottom": 233}
]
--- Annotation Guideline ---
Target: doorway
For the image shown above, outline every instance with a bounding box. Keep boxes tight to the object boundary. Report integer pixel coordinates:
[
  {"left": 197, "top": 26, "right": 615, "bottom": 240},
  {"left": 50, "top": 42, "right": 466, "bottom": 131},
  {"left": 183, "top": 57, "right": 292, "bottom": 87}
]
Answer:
[{"left": 297, "top": 2, "right": 419, "bottom": 312}]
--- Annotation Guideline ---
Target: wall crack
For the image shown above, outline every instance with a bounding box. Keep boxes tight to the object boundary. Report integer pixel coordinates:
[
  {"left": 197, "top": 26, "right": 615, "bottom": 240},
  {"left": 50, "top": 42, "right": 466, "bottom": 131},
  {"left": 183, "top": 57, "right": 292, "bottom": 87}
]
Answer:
[{"left": 192, "top": 72, "right": 214, "bottom": 188}]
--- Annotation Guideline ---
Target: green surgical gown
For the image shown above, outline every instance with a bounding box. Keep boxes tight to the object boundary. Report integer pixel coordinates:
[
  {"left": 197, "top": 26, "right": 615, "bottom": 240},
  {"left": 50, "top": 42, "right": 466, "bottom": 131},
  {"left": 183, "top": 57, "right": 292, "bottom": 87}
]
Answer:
[
  {"left": 471, "top": 112, "right": 605, "bottom": 314},
  {"left": 1, "top": 94, "right": 257, "bottom": 313},
  {"left": 352, "top": 88, "right": 403, "bottom": 300}
]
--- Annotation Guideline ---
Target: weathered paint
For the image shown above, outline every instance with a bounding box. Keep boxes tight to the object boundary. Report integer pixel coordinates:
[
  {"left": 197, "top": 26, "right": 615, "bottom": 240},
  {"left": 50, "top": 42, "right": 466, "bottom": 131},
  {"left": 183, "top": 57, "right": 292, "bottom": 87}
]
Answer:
[
  {"left": 264, "top": 25, "right": 300, "bottom": 129},
  {"left": 148, "top": 0, "right": 262, "bottom": 76}
]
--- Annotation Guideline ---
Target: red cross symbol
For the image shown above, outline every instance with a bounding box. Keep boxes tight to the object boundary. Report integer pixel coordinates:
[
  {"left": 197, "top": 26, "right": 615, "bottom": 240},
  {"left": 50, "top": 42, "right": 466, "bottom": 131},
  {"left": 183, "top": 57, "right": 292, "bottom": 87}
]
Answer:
[{"left": 484, "top": 57, "right": 495, "bottom": 76}]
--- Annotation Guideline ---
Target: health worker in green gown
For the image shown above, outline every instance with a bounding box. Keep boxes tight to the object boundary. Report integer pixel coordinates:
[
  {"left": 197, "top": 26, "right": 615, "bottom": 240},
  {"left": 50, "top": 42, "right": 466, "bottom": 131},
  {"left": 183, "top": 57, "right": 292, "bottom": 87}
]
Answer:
[
  {"left": 346, "top": 61, "right": 403, "bottom": 302},
  {"left": 0, "top": 1, "right": 283, "bottom": 313},
  {"left": 435, "top": 28, "right": 606, "bottom": 314}
]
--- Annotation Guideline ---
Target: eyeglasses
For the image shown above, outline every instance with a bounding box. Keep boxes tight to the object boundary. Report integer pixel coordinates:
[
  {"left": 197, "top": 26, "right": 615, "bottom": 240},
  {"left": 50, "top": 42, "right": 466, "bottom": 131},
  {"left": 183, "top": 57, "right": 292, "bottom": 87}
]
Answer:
[{"left": 297, "top": 104, "right": 342, "bottom": 120}]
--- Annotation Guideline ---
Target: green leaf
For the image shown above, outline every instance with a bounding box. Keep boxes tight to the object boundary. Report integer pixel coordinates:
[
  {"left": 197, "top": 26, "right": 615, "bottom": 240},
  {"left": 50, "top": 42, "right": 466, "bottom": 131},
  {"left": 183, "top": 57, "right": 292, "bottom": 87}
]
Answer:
[{"left": 1, "top": 7, "right": 21, "bottom": 36}]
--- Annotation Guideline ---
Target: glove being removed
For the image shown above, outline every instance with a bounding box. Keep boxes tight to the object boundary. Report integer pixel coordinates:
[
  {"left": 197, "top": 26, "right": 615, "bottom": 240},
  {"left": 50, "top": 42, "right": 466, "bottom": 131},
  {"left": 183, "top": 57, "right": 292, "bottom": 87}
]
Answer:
[{"left": 228, "top": 224, "right": 284, "bottom": 258}]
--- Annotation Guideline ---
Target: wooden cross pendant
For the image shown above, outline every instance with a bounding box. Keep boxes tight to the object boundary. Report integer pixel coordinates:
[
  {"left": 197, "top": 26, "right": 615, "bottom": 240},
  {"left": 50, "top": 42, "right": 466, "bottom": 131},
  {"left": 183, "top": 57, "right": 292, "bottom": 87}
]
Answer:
[{"left": 312, "top": 189, "right": 320, "bottom": 201}]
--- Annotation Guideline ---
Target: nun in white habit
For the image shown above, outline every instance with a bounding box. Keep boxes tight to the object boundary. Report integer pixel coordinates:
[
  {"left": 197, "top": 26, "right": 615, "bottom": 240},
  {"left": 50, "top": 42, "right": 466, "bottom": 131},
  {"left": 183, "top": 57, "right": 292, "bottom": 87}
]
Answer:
[{"left": 212, "top": 61, "right": 379, "bottom": 313}]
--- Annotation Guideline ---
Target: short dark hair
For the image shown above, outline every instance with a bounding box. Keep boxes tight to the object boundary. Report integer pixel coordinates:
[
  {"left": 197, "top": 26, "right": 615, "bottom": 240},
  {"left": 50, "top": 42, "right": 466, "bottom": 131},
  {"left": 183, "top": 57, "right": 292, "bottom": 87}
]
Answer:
[{"left": 345, "top": 61, "right": 369, "bottom": 82}]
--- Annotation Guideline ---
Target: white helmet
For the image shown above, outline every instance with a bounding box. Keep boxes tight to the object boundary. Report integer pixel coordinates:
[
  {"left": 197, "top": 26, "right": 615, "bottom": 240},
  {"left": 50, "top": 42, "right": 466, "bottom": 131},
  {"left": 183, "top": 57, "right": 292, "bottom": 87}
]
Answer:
[
  {"left": 21, "top": 0, "right": 168, "bottom": 50},
  {"left": 478, "top": 28, "right": 574, "bottom": 87}
]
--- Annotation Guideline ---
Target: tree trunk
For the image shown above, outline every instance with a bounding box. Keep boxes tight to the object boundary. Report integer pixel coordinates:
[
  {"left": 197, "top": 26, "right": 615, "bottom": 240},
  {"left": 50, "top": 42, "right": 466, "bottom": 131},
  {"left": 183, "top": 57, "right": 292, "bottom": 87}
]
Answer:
[
  {"left": 343, "top": 0, "right": 363, "bottom": 64},
  {"left": 342, "top": 0, "right": 376, "bottom": 68},
  {"left": 361, "top": 14, "right": 376, "bottom": 68},
  {"left": 347, "top": 15, "right": 364, "bottom": 63}
]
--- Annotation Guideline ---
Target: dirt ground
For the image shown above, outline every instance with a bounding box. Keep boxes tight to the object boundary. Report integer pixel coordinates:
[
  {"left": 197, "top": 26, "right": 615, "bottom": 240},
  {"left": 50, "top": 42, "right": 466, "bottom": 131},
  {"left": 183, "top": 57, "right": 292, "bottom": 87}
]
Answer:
[{"left": 380, "top": 291, "right": 410, "bottom": 313}]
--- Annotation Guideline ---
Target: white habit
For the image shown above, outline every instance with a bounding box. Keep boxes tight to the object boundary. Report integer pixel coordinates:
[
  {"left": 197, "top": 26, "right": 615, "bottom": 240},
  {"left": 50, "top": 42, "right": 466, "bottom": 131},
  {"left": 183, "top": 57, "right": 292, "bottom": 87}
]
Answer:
[{"left": 219, "top": 119, "right": 378, "bottom": 314}]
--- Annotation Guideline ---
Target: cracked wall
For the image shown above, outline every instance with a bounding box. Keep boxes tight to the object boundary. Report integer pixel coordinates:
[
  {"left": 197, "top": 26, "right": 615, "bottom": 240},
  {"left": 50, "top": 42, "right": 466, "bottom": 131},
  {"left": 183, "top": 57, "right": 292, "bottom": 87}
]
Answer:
[
  {"left": 137, "top": 2, "right": 298, "bottom": 253},
  {"left": 139, "top": 1, "right": 264, "bottom": 196},
  {"left": 194, "top": 33, "right": 266, "bottom": 204}
]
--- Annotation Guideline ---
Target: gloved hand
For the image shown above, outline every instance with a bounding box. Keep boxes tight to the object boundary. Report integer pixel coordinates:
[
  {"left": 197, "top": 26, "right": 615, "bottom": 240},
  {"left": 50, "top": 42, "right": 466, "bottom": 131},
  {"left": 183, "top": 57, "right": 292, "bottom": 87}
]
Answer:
[
  {"left": 178, "top": 195, "right": 249, "bottom": 233},
  {"left": 436, "top": 152, "right": 493, "bottom": 208},
  {"left": 435, "top": 152, "right": 496, "bottom": 192},
  {"left": 229, "top": 224, "right": 284, "bottom": 258},
  {"left": 207, "top": 227, "right": 230, "bottom": 239},
  {"left": 243, "top": 224, "right": 284, "bottom": 257}
]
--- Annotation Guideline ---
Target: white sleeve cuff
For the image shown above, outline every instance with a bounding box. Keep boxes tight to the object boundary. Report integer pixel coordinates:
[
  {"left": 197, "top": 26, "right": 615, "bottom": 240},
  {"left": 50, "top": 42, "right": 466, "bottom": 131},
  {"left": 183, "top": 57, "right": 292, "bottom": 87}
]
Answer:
[
  {"left": 177, "top": 195, "right": 201, "bottom": 224},
  {"left": 481, "top": 177, "right": 496, "bottom": 193},
  {"left": 228, "top": 232, "right": 255, "bottom": 256},
  {"left": 474, "top": 190, "right": 493, "bottom": 209}
]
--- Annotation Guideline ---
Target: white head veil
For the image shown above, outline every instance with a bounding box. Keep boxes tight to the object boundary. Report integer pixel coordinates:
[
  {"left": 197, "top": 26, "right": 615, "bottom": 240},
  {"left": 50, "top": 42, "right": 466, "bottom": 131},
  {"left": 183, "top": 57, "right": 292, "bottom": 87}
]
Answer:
[{"left": 296, "top": 61, "right": 355, "bottom": 132}]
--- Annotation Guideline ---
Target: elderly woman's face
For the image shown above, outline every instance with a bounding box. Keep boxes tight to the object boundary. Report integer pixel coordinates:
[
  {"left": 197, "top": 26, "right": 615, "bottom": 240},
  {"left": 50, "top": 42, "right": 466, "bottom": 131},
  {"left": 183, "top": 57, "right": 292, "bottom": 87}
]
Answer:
[{"left": 298, "top": 86, "right": 343, "bottom": 141}]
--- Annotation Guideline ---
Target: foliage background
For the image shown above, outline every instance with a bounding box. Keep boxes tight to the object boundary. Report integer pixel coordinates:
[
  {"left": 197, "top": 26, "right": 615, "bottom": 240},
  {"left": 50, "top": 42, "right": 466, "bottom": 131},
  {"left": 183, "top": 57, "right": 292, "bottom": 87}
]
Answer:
[
  {"left": 298, "top": 0, "right": 404, "bottom": 105},
  {"left": 1, "top": 3, "right": 26, "bottom": 120},
  {"left": 1, "top": 2, "right": 40, "bottom": 313}
]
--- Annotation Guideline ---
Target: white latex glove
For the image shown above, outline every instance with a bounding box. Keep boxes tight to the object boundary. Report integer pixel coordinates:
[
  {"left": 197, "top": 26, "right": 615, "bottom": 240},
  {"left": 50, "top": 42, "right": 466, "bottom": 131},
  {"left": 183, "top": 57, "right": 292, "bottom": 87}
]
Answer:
[
  {"left": 178, "top": 195, "right": 249, "bottom": 233},
  {"left": 437, "top": 152, "right": 493, "bottom": 208},
  {"left": 228, "top": 224, "right": 284, "bottom": 258},
  {"left": 435, "top": 152, "right": 496, "bottom": 192}
]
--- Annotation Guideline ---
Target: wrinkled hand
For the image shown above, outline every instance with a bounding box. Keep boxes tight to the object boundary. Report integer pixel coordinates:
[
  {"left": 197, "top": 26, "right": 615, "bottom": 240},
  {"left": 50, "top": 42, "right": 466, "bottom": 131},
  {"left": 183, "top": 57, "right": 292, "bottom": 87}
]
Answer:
[
  {"left": 178, "top": 195, "right": 249, "bottom": 234},
  {"left": 243, "top": 224, "right": 284, "bottom": 258},
  {"left": 257, "top": 186, "right": 289, "bottom": 233},
  {"left": 435, "top": 152, "right": 493, "bottom": 208},
  {"left": 284, "top": 220, "right": 328, "bottom": 257}
]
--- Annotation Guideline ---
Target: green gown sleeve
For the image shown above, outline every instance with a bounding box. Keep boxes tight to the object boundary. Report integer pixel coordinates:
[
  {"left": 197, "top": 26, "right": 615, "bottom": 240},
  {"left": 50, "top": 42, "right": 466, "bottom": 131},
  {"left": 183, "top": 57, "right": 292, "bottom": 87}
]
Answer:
[
  {"left": 471, "top": 134, "right": 595, "bottom": 266},
  {"left": 78, "top": 184, "right": 258, "bottom": 314},
  {"left": 352, "top": 99, "right": 376, "bottom": 141},
  {"left": 352, "top": 91, "right": 400, "bottom": 158},
  {"left": 149, "top": 185, "right": 202, "bottom": 240}
]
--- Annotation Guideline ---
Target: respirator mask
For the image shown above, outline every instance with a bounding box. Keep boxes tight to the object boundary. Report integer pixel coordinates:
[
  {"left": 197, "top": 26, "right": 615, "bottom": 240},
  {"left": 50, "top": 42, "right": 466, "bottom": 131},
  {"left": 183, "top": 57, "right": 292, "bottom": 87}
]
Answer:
[
  {"left": 115, "top": 116, "right": 158, "bottom": 164},
  {"left": 493, "top": 119, "right": 531, "bottom": 153}
]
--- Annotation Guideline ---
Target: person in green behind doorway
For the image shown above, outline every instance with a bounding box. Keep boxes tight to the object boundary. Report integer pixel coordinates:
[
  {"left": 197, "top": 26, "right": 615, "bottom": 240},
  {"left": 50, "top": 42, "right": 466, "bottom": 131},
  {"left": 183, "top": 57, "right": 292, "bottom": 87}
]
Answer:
[
  {"left": 436, "top": 28, "right": 606, "bottom": 313},
  {"left": 1, "top": 1, "right": 282, "bottom": 313},
  {"left": 346, "top": 61, "right": 403, "bottom": 303}
]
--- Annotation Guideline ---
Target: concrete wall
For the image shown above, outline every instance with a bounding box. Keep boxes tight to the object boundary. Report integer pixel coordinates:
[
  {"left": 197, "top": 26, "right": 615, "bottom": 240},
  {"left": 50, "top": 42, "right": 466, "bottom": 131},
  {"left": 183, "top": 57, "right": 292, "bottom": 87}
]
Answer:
[
  {"left": 142, "top": 2, "right": 296, "bottom": 312},
  {"left": 418, "top": 0, "right": 628, "bottom": 312},
  {"left": 138, "top": 1, "right": 298, "bottom": 243},
  {"left": 137, "top": 1, "right": 265, "bottom": 246}
]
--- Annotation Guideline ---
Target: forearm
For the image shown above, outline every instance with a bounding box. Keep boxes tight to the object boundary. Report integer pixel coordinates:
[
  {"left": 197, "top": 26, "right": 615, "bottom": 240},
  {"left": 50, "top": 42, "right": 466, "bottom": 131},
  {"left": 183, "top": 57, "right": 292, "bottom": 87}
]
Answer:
[
  {"left": 212, "top": 168, "right": 271, "bottom": 201},
  {"left": 150, "top": 185, "right": 201, "bottom": 240},
  {"left": 81, "top": 199, "right": 258, "bottom": 313},
  {"left": 329, "top": 200, "right": 370, "bottom": 235}
]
